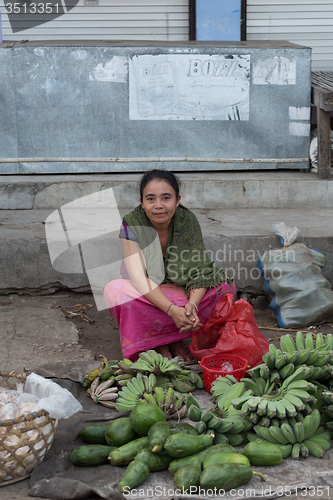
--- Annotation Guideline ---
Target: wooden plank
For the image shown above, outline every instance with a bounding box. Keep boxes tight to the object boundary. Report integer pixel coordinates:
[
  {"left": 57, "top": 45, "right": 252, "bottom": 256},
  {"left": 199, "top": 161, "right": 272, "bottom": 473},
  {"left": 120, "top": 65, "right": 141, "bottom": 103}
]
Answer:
[
  {"left": 311, "top": 80, "right": 333, "bottom": 92},
  {"left": 312, "top": 75, "right": 333, "bottom": 84},
  {"left": 314, "top": 88, "right": 332, "bottom": 179},
  {"left": 311, "top": 72, "right": 333, "bottom": 110},
  {"left": 312, "top": 70, "right": 333, "bottom": 85}
]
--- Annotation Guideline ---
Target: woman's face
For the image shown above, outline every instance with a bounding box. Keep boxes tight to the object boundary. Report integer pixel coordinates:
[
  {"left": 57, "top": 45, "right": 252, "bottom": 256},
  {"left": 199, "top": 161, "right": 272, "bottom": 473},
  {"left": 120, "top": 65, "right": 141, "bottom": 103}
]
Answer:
[{"left": 141, "top": 179, "right": 180, "bottom": 228}]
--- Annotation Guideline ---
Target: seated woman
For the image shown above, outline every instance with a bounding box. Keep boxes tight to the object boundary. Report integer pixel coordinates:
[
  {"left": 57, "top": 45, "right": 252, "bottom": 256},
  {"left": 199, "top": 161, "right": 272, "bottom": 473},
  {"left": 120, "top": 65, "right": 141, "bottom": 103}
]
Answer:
[{"left": 104, "top": 169, "right": 236, "bottom": 361}]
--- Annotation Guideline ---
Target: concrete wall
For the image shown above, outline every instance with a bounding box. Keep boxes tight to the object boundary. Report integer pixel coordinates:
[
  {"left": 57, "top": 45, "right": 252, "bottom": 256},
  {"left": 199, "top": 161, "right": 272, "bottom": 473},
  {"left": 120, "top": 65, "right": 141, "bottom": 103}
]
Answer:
[{"left": 0, "top": 40, "right": 311, "bottom": 174}]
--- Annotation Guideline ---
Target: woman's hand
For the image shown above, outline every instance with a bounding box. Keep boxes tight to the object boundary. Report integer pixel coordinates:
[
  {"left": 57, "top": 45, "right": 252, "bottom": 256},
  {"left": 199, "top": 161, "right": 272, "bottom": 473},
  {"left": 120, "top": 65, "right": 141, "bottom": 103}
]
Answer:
[
  {"left": 183, "top": 302, "right": 202, "bottom": 330},
  {"left": 169, "top": 304, "right": 202, "bottom": 333}
]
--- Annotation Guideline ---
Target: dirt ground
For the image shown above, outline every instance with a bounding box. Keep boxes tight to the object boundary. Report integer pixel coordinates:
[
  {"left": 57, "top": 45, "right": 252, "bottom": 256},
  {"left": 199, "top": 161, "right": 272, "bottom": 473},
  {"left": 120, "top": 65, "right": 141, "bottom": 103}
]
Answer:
[
  {"left": 44, "top": 290, "right": 333, "bottom": 359},
  {"left": 2, "top": 290, "right": 333, "bottom": 363},
  {"left": 1, "top": 290, "right": 333, "bottom": 500}
]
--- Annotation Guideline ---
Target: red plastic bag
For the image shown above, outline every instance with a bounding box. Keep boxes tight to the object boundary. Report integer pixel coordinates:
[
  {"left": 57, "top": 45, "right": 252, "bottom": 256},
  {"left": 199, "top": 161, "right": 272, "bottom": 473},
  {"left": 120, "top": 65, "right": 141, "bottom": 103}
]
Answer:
[{"left": 189, "top": 293, "right": 269, "bottom": 368}]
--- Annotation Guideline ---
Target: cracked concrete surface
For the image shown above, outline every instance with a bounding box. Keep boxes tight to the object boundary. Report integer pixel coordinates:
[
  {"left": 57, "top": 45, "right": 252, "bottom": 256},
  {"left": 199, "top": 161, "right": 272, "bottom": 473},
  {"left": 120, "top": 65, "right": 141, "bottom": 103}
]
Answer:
[{"left": 0, "top": 306, "right": 95, "bottom": 373}]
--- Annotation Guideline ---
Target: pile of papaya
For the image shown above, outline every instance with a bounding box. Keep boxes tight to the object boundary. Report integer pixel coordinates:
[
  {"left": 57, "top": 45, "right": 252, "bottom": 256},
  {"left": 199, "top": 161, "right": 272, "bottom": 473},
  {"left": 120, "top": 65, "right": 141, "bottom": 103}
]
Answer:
[{"left": 70, "top": 403, "right": 270, "bottom": 493}]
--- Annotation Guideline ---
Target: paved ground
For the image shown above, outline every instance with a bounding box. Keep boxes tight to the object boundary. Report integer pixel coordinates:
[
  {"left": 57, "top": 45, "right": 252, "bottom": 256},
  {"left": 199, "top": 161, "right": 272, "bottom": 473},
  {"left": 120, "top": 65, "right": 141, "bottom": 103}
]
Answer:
[{"left": 1, "top": 290, "right": 333, "bottom": 499}]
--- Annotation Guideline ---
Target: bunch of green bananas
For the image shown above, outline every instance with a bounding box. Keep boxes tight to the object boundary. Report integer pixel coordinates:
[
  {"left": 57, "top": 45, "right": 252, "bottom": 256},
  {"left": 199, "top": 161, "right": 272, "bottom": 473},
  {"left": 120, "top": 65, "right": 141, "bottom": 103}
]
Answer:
[
  {"left": 131, "top": 350, "right": 184, "bottom": 376},
  {"left": 257, "top": 332, "right": 333, "bottom": 383},
  {"left": 211, "top": 365, "right": 319, "bottom": 430},
  {"left": 320, "top": 389, "right": 333, "bottom": 430},
  {"left": 210, "top": 374, "right": 240, "bottom": 397},
  {"left": 281, "top": 331, "right": 333, "bottom": 354},
  {"left": 187, "top": 384, "right": 253, "bottom": 447},
  {"left": 251, "top": 345, "right": 332, "bottom": 385},
  {"left": 83, "top": 358, "right": 134, "bottom": 389},
  {"left": 112, "top": 359, "right": 137, "bottom": 387},
  {"left": 115, "top": 373, "right": 158, "bottom": 411},
  {"left": 238, "top": 367, "right": 317, "bottom": 421},
  {"left": 83, "top": 357, "right": 117, "bottom": 388},
  {"left": 130, "top": 350, "right": 203, "bottom": 392},
  {"left": 156, "top": 387, "right": 188, "bottom": 420},
  {"left": 115, "top": 372, "right": 187, "bottom": 419},
  {"left": 84, "top": 358, "right": 135, "bottom": 408},
  {"left": 251, "top": 409, "right": 331, "bottom": 459},
  {"left": 87, "top": 375, "right": 119, "bottom": 408}
]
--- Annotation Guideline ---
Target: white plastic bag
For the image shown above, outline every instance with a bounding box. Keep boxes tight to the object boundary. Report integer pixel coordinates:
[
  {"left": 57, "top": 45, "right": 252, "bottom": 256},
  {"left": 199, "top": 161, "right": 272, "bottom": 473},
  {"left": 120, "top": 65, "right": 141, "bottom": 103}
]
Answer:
[
  {"left": 257, "top": 223, "right": 333, "bottom": 328},
  {"left": 272, "top": 222, "right": 301, "bottom": 248},
  {"left": 24, "top": 373, "right": 82, "bottom": 420}
]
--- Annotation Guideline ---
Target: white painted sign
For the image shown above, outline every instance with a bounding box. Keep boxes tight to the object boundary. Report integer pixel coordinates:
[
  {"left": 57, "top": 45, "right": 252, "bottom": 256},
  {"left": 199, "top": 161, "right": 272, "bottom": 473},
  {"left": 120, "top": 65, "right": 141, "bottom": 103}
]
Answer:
[
  {"left": 289, "top": 107, "right": 310, "bottom": 121},
  {"left": 252, "top": 57, "right": 296, "bottom": 85},
  {"left": 129, "top": 54, "right": 250, "bottom": 120},
  {"left": 289, "top": 122, "right": 310, "bottom": 137},
  {"left": 89, "top": 57, "right": 128, "bottom": 83}
]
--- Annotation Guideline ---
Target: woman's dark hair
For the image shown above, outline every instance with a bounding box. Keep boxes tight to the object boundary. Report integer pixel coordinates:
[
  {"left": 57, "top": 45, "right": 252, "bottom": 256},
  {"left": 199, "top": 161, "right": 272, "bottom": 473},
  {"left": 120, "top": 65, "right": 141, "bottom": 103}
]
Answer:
[{"left": 139, "top": 169, "right": 180, "bottom": 199}]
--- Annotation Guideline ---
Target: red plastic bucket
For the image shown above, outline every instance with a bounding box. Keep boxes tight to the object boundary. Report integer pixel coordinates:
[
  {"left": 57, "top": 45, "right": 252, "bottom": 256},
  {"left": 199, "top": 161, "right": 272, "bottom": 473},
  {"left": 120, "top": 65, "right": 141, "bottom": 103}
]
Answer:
[{"left": 200, "top": 354, "right": 248, "bottom": 394}]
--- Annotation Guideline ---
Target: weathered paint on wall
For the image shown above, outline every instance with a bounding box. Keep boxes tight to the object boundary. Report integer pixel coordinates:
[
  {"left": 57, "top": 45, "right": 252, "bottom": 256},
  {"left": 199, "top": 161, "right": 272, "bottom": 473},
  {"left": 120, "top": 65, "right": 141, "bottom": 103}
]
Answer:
[
  {"left": 129, "top": 54, "right": 250, "bottom": 120},
  {"left": 252, "top": 57, "right": 296, "bottom": 85}
]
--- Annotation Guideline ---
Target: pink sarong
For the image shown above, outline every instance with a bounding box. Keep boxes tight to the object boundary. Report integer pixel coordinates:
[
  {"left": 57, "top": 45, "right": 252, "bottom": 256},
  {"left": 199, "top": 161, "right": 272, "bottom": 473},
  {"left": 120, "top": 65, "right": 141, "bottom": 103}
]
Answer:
[{"left": 104, "top": 280, "right": 236, "bottom": 360}]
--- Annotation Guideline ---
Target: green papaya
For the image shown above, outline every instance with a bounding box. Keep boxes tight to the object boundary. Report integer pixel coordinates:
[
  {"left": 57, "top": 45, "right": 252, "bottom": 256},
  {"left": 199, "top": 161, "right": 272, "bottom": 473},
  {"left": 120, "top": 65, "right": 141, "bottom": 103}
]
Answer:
[
  {"left": 173, "top": 457, "right": 202, "bottom": 492},
  {"left": 164, "top": 432, "right": 213, "bottom": 458},
  {"left": 105, "top": 418, "right": 139, "bottom": 447},
  {"left": 168, "top": 443, "right": 237, "bottom": 475},
  {"left": 200, "top": 463, "right": 265, "bottom": 491},
  {"left": 130, "top": 403, "right": 166, "bottom": 436},
  {"left": 170, "top": 422, "right": 199, "bottom": 436},
  {"left": 205, "top": 443, "right": 238, "bottom": 456},
  {"left": 77, "top": 423, "right": 109, "bottom": 445},
  {"left": 108, "top": 437, "right": 149, "bottom": 466},
  {"left": 118, "top": 460, "right": 150, "bottom": 493},
  {"left": 242, "top": 441, "right": 283, "bottom": 466},
  {"left": 203, "top": 452, "right": 249, "bottom": 469},
  {"left": 187, "top": 456, "right": 203, "bottom": 468},
  {"left": 135, "top": 449, "right": 172, "bottom": 472},
  {"left": 69, "top": 445, "right": 116, "bottom": 466},
  {"left": 148, "top": 421, "right": 171, "bottom": 453}
]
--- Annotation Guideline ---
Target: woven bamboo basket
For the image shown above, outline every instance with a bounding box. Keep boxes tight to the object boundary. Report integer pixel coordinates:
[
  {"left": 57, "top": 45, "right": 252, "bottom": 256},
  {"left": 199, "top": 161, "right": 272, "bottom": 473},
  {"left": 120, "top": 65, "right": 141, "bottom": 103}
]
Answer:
[{"left": 0, "top": 371, "right": 59, "bottom": 485}]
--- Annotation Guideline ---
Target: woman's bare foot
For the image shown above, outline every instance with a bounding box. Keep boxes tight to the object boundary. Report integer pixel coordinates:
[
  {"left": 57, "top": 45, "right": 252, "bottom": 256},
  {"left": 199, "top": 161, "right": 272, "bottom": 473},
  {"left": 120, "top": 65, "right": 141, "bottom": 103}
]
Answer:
[
  {"left": 170, "top": 341, "right": 194, "bottom": 362},
  {"left": 155, "top": 345, "right": 172, "bottom": 359}
]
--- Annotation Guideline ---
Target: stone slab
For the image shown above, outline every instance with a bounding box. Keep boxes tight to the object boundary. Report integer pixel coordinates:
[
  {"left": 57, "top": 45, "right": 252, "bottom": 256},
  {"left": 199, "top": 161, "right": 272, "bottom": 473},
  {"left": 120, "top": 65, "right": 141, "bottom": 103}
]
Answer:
[
  {"left": 0, "top": 208, "right": 333, "bottom": 294},
  {"left": 1, "top": 171, "right": 333, "bottom": 209}
]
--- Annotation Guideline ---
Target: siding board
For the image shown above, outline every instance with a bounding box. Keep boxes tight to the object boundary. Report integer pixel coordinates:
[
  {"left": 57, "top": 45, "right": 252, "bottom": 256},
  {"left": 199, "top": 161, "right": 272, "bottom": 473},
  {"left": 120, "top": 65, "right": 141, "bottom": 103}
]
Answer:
[
  {"left": 249, "top": 0, "right": 333, "bottom": 4},
  {"left": 248, "top": 5, "right": 333, "bottom": 12},
  {"left": 1, "top": 0, "right": 189, "bottom": 41},
  {"left": 247, "top": 1, "right": 333, "bottom": 70}
]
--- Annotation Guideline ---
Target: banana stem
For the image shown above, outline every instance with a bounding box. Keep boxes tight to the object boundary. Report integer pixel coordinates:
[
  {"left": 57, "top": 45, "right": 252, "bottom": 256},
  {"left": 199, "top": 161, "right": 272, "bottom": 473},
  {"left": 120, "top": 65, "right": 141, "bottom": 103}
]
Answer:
[{"left": 253, "top": 471, "right": 266, "bottom": 482}]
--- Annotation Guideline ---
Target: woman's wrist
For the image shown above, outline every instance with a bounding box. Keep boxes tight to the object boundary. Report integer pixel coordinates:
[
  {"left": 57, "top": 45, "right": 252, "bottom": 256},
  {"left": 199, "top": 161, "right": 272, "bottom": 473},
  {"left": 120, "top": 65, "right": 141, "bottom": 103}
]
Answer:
[
  {"left": 166, "top": 302, "right": 175, "bottom": 316},
  {"left": 188, "top": 301, "right": 198, "bottom": 312}
]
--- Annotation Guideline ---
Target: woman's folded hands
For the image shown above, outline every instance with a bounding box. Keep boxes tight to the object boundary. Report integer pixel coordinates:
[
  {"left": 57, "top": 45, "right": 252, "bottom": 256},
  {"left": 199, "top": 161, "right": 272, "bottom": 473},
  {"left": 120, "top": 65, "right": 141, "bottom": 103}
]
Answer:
[{"left": 169, "top": 304, "right": 202, "bottom": 333}]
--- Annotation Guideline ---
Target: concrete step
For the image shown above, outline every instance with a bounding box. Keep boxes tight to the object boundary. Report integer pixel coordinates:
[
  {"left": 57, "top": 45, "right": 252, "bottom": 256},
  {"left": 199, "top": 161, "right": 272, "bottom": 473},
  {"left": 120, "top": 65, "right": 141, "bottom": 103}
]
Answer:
[
  {"left": 1, "top": 171, "right": 333, "bottom": 209},
  {"left": 1, "top": 207, "right": 332, "bottom": 297}
]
